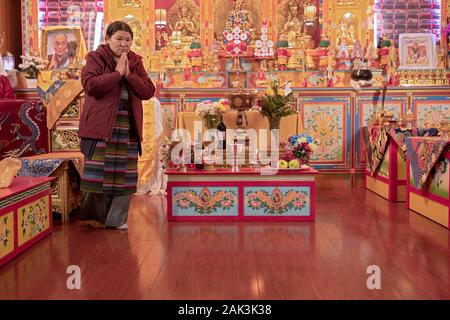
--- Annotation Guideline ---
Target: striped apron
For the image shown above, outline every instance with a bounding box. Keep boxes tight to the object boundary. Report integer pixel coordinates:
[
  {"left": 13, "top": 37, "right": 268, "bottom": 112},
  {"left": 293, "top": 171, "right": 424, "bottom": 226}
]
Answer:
[{"left": 80, "top": 100, "right": 139, "bottom": 195}]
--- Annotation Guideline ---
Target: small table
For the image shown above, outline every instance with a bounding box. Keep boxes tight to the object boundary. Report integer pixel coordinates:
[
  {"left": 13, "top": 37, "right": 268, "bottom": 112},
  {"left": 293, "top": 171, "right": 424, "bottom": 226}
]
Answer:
[
  {"left": 18, "top": 152, "right": 84, "bottom": 222},
  {"left": 406, "top": 137, "right": 450, "bottom": 229},
  {"left": 0, "top": 176, "right": 54, "bottom": 267},
  {"left": 166, "top": 167, "right": 318, "bottom": 222}
]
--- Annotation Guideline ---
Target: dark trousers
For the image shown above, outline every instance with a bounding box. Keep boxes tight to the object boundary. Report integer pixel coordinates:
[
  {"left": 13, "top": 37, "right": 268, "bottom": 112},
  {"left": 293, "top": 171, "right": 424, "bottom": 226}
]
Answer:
[{"left": 80, "top": 192, "right": 131, "bottom": 227}]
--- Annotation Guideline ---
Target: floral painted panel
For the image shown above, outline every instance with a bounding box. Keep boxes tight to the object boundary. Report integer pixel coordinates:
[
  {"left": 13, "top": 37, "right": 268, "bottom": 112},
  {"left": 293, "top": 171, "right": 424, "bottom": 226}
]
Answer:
[
  {"left": 18, "top": 195, "right": 50, "bottom": 246},
  {"left": 429, "top": 158, "right": 450, "bottom": 199},
  {"left": 0, "top": 212, "right": 14, "bottom": 259},
  {"left": 172, "top": 187, "right": 238, "bottom": 216},
  {"left": 244, "top": 186, "right": 311, "bottom": 216},
  {"left": 416, "top": 103, "right": 450, "bottom": 128},
  {"left": 303, "top": 104, "right": 345, "bottom": 162}
]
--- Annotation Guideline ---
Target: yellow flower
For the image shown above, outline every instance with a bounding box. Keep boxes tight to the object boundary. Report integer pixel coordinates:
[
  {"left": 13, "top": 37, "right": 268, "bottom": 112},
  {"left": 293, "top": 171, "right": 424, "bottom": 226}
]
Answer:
[
  {"left": 265, "top": 88, "right": 275, "bottom": 96},
  {"left": 310, "top": 143, "right": 318, "bottom": 152}
]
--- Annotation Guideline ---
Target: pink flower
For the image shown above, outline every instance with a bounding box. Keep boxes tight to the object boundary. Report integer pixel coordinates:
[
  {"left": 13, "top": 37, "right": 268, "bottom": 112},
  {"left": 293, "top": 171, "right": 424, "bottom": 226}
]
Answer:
[
  {"left": 293, "top": 201, "right": 304, "bottom": 208},
  {"left": 296, "top": 194, "right": 306, "bottom": 201},
  {"left": 221, "top": 200, "right": 232, "bottom": 208},
  {"left": 175, "top": 194, "right": 184, "bottom": 201},
  {"left": 226, "top": 194, "right": 237, "bottom": 201},
  {"left": 178, "top": 200, "right": 189, "bottom": 208},
  {"left": 250, "top": 201, "right": 261, "bottom": 208},
  {"left": 247, "top": 193, "right": 256, "bottom": 200}
]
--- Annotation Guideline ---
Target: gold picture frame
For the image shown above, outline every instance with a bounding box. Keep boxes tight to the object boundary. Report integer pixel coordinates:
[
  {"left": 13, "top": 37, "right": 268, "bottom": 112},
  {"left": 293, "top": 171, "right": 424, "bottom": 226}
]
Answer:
[
  {"left": 399, "top": 33, "right": 437, "bottom": 70},
  {"left": 40, "top": 26, "right": 88, "bottom": 70}
]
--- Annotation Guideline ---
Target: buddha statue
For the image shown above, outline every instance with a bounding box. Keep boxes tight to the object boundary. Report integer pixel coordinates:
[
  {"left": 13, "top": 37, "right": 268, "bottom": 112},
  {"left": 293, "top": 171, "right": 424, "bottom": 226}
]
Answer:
[
  {"left": 336, "top": 20, "right": 356, "bottom": 46},
  {"left": 168, "top": 0, "right": 199, "bottom": 47},
  {"left": 173, "top": 5, "right": 198, "bottom": 38},
  {"left": 279, "top": 0, "right": 304, "bottom": 49}
]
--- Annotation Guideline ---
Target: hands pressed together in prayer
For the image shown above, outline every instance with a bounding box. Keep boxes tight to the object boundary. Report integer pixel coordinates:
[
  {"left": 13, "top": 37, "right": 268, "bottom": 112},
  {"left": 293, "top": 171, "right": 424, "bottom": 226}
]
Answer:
[{"left": 115, "top": 52, "right": 130, "bottom": 78}]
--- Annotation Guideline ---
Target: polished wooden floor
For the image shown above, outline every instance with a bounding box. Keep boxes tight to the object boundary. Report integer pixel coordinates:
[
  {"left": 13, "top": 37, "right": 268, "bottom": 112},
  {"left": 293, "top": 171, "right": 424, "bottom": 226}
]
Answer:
[{"left": 1, "top": 174, "right": 449, "bottom": 299}]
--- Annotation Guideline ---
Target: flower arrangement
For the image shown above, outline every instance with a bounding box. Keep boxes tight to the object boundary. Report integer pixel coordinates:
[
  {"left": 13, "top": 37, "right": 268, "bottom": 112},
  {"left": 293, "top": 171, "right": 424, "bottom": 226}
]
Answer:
[
  {"left": 160, "top": 138, "right": 196, "bottom": 169},
  {"left": 18, "top": 55, "right": 48, "bottom": 79},
  {"left": 195, "top": 99, "right": 230, "bottom": 129},
  {"left": 257, "top": 78, "right": 296, "bottom": 129},
  {"left": 278, "top": 133, "right": 318, "bottom": 168}
]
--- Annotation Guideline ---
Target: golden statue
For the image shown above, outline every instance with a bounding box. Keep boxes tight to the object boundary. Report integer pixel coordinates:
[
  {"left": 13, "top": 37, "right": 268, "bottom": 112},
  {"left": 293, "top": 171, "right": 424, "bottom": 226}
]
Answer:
[
  {"left": 225, "top": 0, "right": 253, "bottom": 31},
  {"left": 278, "top": 0, "right": 304, "bottom": 48},
  {"left": 336, "top": 15, "right": 357, "bottom": 46},
  {"left": 168, "top": 0, "right": 200, "bottom": 45}
]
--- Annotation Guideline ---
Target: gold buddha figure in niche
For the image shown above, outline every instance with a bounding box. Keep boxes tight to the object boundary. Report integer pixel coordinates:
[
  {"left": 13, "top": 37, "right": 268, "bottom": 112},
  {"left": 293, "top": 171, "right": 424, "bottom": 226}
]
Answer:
[
  {"left": 336, "top": 14, "right": 357, "bottom": 46},
  {"left": 174, "top": 6, "right": 197, "bottom": 37},
  {"left": 278, "top": 0, "right": 308, "bottom": 49},
  {"left": 168, "top": 0, "right": 200, "bottom": 46}
]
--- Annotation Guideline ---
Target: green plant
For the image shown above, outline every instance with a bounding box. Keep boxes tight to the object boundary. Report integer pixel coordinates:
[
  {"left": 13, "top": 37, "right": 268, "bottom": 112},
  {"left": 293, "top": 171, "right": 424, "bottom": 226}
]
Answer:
[{"left": 257, "top": 78, "right": 296, "bottom": 129}]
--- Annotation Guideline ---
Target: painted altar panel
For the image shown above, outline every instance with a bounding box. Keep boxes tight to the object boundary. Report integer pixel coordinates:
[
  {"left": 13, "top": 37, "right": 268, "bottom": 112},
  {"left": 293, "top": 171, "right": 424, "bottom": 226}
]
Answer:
[
  {"left": 354, "top": 95, "right": 406, "bottom": 169},
  {"left": 171, "top": 186, "right": 239, "bottom": 216},
  {"left": 17, "top": 195, "right": 50, "bottom": 247},
  {"left": 244, "top": 186, "right": 311, "bottom": 217},
  {"left": 413, "top": 96, "right": 450, "bottom": 128},
  {"left": 162, "top": 72, "right": 227, "bottom": 89},
  {"left": 429, "top": 158, "right": 450, "bottom": 199},
  {"left": 0, "top": 212, "right": 14, "bottom": 261},
  {"left": 300, "top": 97, "right": 350, "bottom": 171}
]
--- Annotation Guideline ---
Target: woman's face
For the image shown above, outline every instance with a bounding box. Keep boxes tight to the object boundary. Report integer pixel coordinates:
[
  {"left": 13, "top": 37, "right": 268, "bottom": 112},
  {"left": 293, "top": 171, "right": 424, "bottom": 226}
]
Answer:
[{"left": 106, "top": 30, "right": 133, "bottom": 57}]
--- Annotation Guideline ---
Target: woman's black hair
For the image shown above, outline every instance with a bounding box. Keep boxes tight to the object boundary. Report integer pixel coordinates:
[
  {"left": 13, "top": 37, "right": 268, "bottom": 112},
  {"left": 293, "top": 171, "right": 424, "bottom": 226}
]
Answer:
[{"left": 106, "top": 21, "right": 133, "bottom": 40}]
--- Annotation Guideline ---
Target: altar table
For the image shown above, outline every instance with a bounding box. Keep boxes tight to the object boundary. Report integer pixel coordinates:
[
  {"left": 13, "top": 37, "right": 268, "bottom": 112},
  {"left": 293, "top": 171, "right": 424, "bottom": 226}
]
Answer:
[
  {"left": 166, "top": 167, "right": 318, "bottom": 222},
  {"left": 0, "top": 176, "right": 54, "bottom": 267},
  {"left": 176, "top": 111, "right": 300, "bottom": 142},
  {"left": 406, "top": 137, "right": 450, "bottom": 229}
]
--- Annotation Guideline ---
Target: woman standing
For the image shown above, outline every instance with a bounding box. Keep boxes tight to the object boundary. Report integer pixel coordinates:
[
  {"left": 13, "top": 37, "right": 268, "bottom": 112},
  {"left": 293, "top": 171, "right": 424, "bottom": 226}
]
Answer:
[{"left": 79, "top": 21, "right": 155, "bottom": 230}]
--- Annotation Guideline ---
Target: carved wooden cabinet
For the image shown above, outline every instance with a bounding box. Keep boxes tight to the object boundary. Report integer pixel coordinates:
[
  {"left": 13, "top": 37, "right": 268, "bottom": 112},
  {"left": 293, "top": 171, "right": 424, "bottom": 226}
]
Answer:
[
  {"left": 50, "top": 96, "right": 82, "bottom": 153},
  {"left": 49, "top": 160, "right": 81, "bottom": 223}
]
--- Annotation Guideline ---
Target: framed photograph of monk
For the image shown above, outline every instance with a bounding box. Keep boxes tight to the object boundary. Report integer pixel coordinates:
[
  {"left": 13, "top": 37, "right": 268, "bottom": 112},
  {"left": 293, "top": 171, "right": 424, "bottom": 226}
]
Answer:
[
  {"left": 40, "top": 26, "right": 88, "bottom": 70},
  {"left": 399, "top": 33, "right": 437, "bottom": 70}
]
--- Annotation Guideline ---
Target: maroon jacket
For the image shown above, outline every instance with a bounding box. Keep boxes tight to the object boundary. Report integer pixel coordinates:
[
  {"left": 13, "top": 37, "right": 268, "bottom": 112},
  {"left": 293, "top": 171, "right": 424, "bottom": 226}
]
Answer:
[{"left": 79, "top": 44, "right": 155, "bottom": 145}]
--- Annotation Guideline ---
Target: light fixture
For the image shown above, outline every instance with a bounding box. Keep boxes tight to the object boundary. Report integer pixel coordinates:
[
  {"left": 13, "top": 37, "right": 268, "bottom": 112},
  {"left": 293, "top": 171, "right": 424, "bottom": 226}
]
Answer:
[
  {"left": 155, "top": 9, "right": 167, "bottom": 28},
  {"left": 2, "top": 52, "right": 15, "bottom": 71},
  {"left": 304, "top": 1, "right": 317, "bottom": 26}
]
